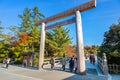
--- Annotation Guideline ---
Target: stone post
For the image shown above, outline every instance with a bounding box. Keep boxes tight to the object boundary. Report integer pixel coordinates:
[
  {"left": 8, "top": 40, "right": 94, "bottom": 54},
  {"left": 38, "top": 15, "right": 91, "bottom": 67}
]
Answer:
[
  {"left": 103, "top": 53, "right": 108, "bottom": 75},
  {"left": 75, "top": 11, "right": 86, "bottom": 74},
  {"left": 38, "top": 22, "right": 45, "bottom": 70}
]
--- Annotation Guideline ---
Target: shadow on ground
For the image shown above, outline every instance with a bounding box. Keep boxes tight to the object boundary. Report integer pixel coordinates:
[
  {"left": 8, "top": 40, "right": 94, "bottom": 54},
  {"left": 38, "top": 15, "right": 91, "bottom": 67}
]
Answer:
[
  {"left": 63, "top": 74, "right": 107, "bottom": 80},
  {"left": 11, "top": 64, "right": 38, "bottom": 70}
]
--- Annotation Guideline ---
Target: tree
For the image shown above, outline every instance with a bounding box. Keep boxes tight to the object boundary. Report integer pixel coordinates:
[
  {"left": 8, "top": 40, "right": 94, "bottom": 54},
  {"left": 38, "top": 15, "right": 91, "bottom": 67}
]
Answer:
[
  {"left": 99, "top": 18, "right": 120, "bottom": 64},
  {"left": 18, "top": 8, "right": 31, "bottom": 32},
  {"left": 0, "top": 21, "right": 13, "bottom": 62},
  {"left": 66, "top": 45, "right": 76, "bottom": 56},
  {"left": 17, "top": 6, "right": 44, "bottom": 52},
  {"left": 45, "top": 26, "right": 71, "bottom": 57},
  {"left": 18, "top": 7, "right": 44, "bottom": 33},
  {"left": 7, "top": 7, "right": 44, "bottom": 63},
  {"left": 0, "top": 21, "right": 3, "bottom": 33},
  {"left": 84, "top": 45, "right": 99, "bottom": 54}
]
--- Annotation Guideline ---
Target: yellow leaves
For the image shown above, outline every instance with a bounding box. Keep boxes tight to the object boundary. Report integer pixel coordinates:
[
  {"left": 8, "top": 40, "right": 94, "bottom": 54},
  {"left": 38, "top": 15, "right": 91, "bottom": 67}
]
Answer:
[{"left": 9, "top": 47, "right": 15, "bottom": 51}]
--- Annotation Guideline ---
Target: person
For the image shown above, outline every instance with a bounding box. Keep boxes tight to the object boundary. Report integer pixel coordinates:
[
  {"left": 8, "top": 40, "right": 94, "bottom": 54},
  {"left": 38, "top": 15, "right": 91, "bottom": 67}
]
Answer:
[
  {"left": 2, "top": 58, "right": 7, "bottom": 67},
  {"left": 69, "top": 57, "right": 74, "bottom": 72},
  {"left": 89, "top": 54, "right": 92, "bottom": 64},
  {"left": 61, "top": 55, "right": 66, "bottom": 71},
  {"left": 6, "top": 58, "right": 10, "bottom": 68},
  {"left": 92, "top": 56, "right": 95, "bottom": 65},
  {"left": 23, "top": 58, "right": 27, "bottom": 67},
  {"left": 50, "top": 56, "right": 55, "bottom": 70},
  {"left": 14, "top": 58, "right": 17, "bottom": 64},
  {"left": 74, "top": 57, "right": 78, "bottom": 73}
]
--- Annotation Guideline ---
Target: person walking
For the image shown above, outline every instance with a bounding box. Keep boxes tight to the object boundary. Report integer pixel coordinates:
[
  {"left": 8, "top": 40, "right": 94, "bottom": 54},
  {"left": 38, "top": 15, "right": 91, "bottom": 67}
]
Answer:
[
  {"left": 6, "top": 58, "right": 10, "bottom": 68},
  {"left": 23, "top": 58, "right": 27, "bottom": 67},
  {"left": 50, "top": 56, "right": 55, "bottom": 70},
  {"left": 74, "top": 57, "right": 78, "bottom": 73},
  {"left": 89, "top": 54, "right": 92, "bottom": 64},
  {"left": 69, "top": 57, "right": 74, "bottom": 72},
  {"left": 92, "top": 56, "right": 95, "bottom": 65},
  {"left": 61, "top": 55, "right": 66, "bottom": 71},
  {"left": 2, "top": 58, "right": 7, "bottom": 67}
]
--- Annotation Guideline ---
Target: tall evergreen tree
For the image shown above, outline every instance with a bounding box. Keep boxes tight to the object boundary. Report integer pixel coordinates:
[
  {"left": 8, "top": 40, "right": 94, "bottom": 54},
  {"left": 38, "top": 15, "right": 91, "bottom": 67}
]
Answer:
[
  {"left": 99, "top": 18, "right": 120, "bottom": 64},
  {"left": 45, "top": 26, "right": 71, "bottom": 57},
  {"left": 8, "top": 7, "right": 44, "bottom": 63},
  {"left": 17, "top": 6, "right": 44, "bottom": 52}
]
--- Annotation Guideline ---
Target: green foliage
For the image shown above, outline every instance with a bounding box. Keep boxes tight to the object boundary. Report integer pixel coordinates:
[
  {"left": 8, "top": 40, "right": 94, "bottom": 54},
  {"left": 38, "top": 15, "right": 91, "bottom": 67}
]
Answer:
[
  {"left": 84, "top": 45, "right": 99, "bottom": 54},
  {"left": 99, "top": 18, "right": 120, "bottom": 64},
  {"left": 0, "top": 6, "right": 72, "bottom": 66},
  {"left": 8, "top": 7, "right": 44, "bottom": 63},
  {"left": 0, "top": 22, "right": 13, "bottom": 59},
  {"left": 18, "top": 7, "right": 44, "bottom": 33},
  {"left": 0, "top": 7, "right": 44, "bottom": 63},
  {"left": 45, "top": 26, "right": 71, "bottom": 57},
  {"left": 0, "top": 21, "right": 3, "bottom": 33}
]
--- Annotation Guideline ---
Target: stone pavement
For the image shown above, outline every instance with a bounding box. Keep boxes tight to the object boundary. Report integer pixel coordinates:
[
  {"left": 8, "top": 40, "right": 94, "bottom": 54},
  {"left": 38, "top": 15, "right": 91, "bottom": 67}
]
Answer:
[
  {"left": 0, "top": 62, "right": 107, "bottom": 80},
  {"left": 111, "top": 74, "right": 120, "bottom": 80}
]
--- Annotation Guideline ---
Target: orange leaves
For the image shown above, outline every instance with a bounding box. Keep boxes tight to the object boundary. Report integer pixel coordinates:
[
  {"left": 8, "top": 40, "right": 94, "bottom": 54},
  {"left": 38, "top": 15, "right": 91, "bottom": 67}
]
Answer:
[
  {"left": 13, "top": 32, "right": 30, "bottom": 46},
  {"left": 18, "top": 32, "right": 29, "bottom": 42},
  {"left": 66, "top": 46, "right": 76, "bottom": 56}
]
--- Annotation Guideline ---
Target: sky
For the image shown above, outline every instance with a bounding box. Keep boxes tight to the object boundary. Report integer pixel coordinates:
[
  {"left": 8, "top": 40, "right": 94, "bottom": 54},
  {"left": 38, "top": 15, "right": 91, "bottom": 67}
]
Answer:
[{"left": 0, "top": 0, "right": 120, "bottom": 46}]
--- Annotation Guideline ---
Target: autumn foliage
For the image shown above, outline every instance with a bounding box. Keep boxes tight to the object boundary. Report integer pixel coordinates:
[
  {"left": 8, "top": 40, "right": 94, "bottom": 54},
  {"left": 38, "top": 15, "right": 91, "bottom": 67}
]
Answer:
[{"left": 13, "top": 32, "right": 29, "bottom": 46}]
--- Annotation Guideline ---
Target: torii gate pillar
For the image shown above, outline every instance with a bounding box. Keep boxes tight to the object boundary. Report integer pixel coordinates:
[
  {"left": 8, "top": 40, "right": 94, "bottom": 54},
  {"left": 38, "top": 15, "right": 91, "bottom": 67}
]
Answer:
[
  {"left": 75, "top": 11, "right": 86, "bottom": 74},
  {"left": 38, "top": 22, "right": 45, "bottom": 70}
]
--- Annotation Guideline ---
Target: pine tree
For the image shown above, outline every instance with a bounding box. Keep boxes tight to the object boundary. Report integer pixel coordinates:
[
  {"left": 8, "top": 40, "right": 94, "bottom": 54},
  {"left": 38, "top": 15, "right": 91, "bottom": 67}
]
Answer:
[{"left": 45, "top": 26, "right": 71, "bottom": 57}]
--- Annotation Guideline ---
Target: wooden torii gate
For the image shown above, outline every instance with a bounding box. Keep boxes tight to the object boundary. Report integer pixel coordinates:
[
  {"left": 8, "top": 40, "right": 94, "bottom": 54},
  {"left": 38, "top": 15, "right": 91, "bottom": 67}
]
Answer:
[{"left": 35, "top": 0, "right": 96, "bottom": 74}]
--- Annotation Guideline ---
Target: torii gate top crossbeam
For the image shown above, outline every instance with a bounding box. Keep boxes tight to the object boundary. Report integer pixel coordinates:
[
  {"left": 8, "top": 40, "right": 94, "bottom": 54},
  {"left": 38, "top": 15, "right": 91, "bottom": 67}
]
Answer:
[{"left": 35, "top": 0, "right": 96, "bottom": 26}]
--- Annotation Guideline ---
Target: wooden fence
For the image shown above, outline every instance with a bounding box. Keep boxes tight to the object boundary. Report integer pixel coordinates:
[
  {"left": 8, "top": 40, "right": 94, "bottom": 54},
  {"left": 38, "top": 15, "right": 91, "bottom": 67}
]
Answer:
[
  {"left": 98, "top": 57, "right": 103, "bottom": 71},
  {"left": 108, "top": 64, "right": 120, "bottom": 74},
  {"left": 43, "top": 57, "right": 62, "bottom": 65},
  {"left": 98, "top": 57, "right": 108, "bottom": 75}
]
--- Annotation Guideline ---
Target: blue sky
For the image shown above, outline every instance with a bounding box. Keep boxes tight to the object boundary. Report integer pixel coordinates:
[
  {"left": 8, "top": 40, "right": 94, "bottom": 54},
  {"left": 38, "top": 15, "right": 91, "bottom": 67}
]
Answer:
[{"left": 0, "top": 0, "right": 120, "bottom": 46}]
